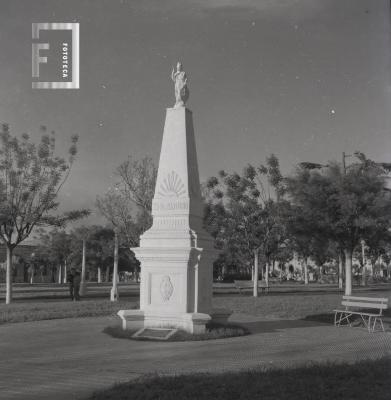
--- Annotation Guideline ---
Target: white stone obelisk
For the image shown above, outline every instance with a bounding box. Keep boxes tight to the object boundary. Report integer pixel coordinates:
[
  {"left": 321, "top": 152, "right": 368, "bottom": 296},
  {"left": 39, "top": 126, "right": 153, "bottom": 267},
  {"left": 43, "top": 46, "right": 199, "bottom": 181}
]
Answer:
[{"left": 118, "top": 63, "right": 230, "bottom": 333}]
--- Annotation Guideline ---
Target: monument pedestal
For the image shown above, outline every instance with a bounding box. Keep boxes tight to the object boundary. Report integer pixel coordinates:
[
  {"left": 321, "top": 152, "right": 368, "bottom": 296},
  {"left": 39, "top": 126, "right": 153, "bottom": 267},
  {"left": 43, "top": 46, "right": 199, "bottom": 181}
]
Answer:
[
  {"left": 118, "top": 309, "right": 211, "bottom": 334},
  {"left": 118, "top": 106, "right": 231, "bottom": 334}
]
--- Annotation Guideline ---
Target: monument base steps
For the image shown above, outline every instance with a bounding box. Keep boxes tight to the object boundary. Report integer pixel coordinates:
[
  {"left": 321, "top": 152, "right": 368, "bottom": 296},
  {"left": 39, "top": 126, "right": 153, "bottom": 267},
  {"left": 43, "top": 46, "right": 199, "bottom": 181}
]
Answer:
[{"left": 117, "top": 308, "right": 232, "bottom": 334}]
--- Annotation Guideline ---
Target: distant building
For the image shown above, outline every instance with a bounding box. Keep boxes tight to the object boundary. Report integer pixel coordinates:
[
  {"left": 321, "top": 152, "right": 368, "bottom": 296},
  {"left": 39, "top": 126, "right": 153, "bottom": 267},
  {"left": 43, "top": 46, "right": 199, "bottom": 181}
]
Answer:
[{"left": 0, "top": 240, "right": 39, "bottom": 283}]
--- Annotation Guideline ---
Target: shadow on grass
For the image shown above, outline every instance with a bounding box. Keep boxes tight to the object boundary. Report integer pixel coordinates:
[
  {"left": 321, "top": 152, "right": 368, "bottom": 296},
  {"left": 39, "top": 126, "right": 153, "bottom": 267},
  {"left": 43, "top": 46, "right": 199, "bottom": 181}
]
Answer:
[
  {"left": 303, "top": 312, "right": 335, "bottom": 324},
  {"left": 238, "top": 318, "right": 331, "bottom": 334},
  {"left": 237, "top": 312, "right": 391, "bottom": 334},
  {"left": 383, "top": 309, "right": 391, "bottom": 318},
  {"left": 89, "top": 357, "right": 391, "bottom": 400}
]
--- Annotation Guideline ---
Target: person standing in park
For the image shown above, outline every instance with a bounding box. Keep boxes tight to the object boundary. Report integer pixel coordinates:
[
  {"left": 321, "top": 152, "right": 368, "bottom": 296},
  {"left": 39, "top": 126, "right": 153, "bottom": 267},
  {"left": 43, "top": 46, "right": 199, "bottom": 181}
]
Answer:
[
  {"left": 67, "top": 267, "right": 81, "bottom": 301},
  {"left": 67, "top": 268, "right": 74, "bottom": 300}
]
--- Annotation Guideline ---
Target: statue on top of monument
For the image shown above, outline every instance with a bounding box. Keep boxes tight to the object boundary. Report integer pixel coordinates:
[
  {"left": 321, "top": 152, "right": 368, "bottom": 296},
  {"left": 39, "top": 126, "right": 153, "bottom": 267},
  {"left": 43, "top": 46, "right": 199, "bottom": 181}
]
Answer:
[{"left": 171, "top": 61, "right": 189, "bottom": 108}]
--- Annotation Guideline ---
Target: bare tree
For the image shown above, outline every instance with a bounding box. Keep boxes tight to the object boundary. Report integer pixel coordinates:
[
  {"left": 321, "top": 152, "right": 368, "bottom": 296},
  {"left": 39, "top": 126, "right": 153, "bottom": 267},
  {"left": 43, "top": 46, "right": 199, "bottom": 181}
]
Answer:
[
  {"left": 116, "top": 156, "right": 156, "bottom": 215},
  {"left": 96, "top": 156, "right": 157, "bottom": 246},
  {"left": 96, "top": 156, "right": 157, "bottom": 300}
]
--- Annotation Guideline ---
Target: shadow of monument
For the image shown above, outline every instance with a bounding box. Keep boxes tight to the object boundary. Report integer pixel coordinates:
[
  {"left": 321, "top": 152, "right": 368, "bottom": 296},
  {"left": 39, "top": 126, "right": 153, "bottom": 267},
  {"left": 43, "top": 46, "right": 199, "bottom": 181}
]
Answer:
[
  {"left": 240, "top": 318, "right": 331, "bottom": 334},
  {"left": 302, "top": 313, "right": 335, "bottom": 324}
]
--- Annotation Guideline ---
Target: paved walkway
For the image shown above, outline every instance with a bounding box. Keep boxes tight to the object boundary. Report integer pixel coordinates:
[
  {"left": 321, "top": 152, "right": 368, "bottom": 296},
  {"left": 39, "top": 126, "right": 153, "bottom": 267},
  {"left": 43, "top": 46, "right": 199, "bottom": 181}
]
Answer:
[{"left": 1, "top": 314, "right": 390, "bottom": 400}]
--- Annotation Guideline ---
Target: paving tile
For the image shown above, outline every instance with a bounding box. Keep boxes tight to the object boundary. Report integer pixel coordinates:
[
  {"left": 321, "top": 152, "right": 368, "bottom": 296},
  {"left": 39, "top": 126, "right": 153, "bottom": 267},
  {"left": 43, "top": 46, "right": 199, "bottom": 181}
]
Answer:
[{"left": 0, "top": 315, "right": 390, "bottom": 399}]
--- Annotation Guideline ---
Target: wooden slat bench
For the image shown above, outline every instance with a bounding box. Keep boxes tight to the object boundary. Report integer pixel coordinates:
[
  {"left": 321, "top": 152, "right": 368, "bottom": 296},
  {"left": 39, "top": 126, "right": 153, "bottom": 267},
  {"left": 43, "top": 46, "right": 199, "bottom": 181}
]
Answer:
[
  {"left": 234, "top": 280, "right": 269, "bottom": 295},
  {"left": 334, "top": 295, "right": 388, "bottom": 333}
]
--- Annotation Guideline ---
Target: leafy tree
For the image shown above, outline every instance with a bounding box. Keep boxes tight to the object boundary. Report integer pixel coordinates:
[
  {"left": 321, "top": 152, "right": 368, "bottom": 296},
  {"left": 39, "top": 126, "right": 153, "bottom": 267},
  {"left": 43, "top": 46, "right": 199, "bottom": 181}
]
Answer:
[
  {"left": 285, "top": 200, "right": 339, "bottom": 285},
  {"left": 362, "top": 229, "right": 391, "bottom": 278},
  {"left": 286, "top": 154, "right": 391, "bottom": 295},
  {"left": 37, "top": 228, "right": 72, "bottom": 283},
  {"left": 68, "top": 225, "right": 138, "bottom": 283},
  {"left": 27, "top": 245, "right": 54, "bottom": 283},
  {"left": 0, "top": 124, "right": 89, "bottom": 304},
  {"left": 205, "top": 155, "right": 289, "bottom": 296},
  {"left": 83, "top": 226, "right": 115, "bottom": 282}
]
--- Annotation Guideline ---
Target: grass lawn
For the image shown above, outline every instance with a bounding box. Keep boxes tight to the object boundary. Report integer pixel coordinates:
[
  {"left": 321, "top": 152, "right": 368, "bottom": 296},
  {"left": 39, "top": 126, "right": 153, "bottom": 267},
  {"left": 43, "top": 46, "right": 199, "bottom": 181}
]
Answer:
[
  {"left": 1, "top": 287, "right": 390, "bottom": 325},
  {"left": 89, "top": 357, "right": 391, "bottom": 400},
  {"left": 0, "top": 299, "right": 138, "bottom": 324},
  {"left": 213, "top": 290, "right": 391, "bottom": 320}
]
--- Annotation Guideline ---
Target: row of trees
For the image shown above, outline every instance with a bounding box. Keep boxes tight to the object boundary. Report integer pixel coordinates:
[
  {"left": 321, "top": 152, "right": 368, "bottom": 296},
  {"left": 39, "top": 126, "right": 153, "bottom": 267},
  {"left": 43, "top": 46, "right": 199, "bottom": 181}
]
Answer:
[
  {"left": 0, "top": 124, "right": 155, "bottom": 304},
  {"left": 1, "top": 123, "right": 390, "bottom": 303},
  {"left": 32, "top": 225, "right": 139, "bottom": 284},
  {"left": 93, "top": 150, "right": 391, "bottom": 297},
  {"left": 204, "top": 153, "right": 391, "bottom": 296}
]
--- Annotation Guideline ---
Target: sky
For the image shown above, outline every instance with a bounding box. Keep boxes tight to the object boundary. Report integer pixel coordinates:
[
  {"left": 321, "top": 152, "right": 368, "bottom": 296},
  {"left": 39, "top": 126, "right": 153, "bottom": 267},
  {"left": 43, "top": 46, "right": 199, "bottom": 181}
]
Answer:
[{"left": 0, "top": 0, "right": 390, "bottom": 226}]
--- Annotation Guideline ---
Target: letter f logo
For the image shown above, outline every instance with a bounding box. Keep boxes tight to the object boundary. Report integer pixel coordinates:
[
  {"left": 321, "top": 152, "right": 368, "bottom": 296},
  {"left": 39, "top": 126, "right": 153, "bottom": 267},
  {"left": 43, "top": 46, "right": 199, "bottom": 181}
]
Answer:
[
  {"left": 32, "top": 23, "right": 79, "bottom": 89},
  {"left": 32, "top": 43, "right": 49, "bottom": 78}
]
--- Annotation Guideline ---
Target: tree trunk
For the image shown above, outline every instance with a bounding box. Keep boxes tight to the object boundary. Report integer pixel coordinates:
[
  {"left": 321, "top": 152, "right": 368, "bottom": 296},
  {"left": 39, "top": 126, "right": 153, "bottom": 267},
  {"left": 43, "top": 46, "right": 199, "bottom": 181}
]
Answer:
[
  {"left": 369, "top": 261, "right": 374, "bottom": 277},
  {"left": 97, "top": 266, "right": 102, "bottom": 283},
  {"left": 80, "top": 239, "right": 87, "bottom": 295},
  {"left": 361, "top": 240, "right": 366, "bottom": 267},
  {"left": 111, "top": 229, "right": 119, "bottom": 301},
  {"left": 361, "top": 240, "right": 366, "bottom": 286},
  {"left": 344, "top": 248, "right": 353, "bottom": 296},
  {"left": 253, "top": 250, "right": 258, "bottom": 297},
  {"left": 303, "top": 257, "right": 309, "bottom": 285},
  {"left": 105, "top": 265, "right": 110, "bottom": 282},
  {"left": 58, "top": 264, "right": 62, "bottom": 284},
  {"left": 63, "top": 260, "right": 67, "bottom": 284},
  {"left": 30, "top": 264, "right": 34, "bottom": 284},
  {"left": 51, "top": 264, "right": 55, "bottom": 283},
  {"left": 221, "top": 265, "right": 226, "bottom": 280},
  {"left": 338, "top": 252, "right": 343, "bottom": 290},
  {"left": 318, "top": 264, "right": 323, "bottom": 283},
  {"left": 265, "top": 262, "right": 269, "bottom": 287},
  {"left": 371, "top": 258, "right": 376, "bottom": 277},
  {"left": 361, "top": 266, "right": 367, "bottom": 287},
  {"left": 5, "top": 246, "right": 13, "bottom": 304}
]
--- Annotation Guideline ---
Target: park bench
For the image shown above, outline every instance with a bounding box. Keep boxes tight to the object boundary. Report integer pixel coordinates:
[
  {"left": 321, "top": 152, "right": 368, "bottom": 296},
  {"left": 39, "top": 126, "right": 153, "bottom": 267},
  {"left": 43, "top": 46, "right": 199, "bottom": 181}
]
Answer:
[
  {"left": 234, "top": 280, "right": 269, "bottom": 295},
  {"left": 334, "top": 295, "right": 388, "bottom": 333}
]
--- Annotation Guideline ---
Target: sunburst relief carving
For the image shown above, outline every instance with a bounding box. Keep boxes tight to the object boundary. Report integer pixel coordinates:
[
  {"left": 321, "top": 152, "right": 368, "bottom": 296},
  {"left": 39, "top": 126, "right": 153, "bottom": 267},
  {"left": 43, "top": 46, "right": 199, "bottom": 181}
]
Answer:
[{"left": 158, "top": 171, "right": 186, "bottom": 197}]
